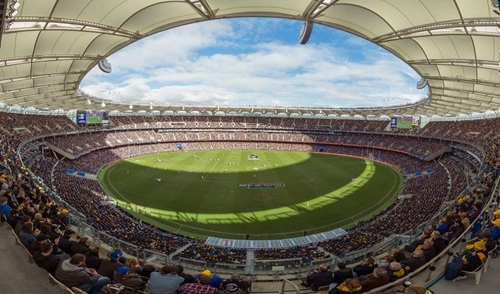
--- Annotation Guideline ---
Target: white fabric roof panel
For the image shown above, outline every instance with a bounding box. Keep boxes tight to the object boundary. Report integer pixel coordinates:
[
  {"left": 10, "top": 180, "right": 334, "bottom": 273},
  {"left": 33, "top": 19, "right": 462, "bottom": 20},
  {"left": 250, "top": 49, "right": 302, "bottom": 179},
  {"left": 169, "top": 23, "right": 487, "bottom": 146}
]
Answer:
[
  {"left": 457, "top": 0, "right": 492, "bottom": 19},
  {"left": 121, "top": 3, "right": 202, "bottom": 34},
  {"left": 317, "top": 5, "right": 394, "bottom": 38},
  {"left": 0, "top": 32, "right": 39, "bottom": 58},
  {"left": 379, "top": 39, "right": 430, "bottom": 62},
  {"left": 209, "top": 0, "right": 308, "bottom": 17},
  {"left": 0, "top": 0, "right": 499, "bottom": 116},
  {"left": 474, "top": 36, "right": 499, "bottom": 60},
  {"left": 84, "top": 35, "right": 130, "bottom": 56},
  {"left": 34, "top": 31, "right": 98, "bottom": 55}
]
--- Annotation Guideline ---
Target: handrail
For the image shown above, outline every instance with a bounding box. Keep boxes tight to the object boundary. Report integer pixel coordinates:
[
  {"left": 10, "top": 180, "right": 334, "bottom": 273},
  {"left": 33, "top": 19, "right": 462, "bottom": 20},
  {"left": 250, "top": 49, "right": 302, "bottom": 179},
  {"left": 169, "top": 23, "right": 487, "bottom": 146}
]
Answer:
[
  {"left": 364, "top": 170, "right": 500, "bottom": 293},
  {"left": 280, "top": 279, "right": 300, "bottom": 294},
  {"left": 14, "top": 126, "right": 493, "bottom": 278}
]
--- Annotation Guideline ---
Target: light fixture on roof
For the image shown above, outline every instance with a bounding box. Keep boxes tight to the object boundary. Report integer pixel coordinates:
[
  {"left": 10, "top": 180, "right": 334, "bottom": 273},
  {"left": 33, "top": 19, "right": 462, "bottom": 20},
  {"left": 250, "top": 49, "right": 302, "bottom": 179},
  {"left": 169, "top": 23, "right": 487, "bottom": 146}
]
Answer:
[
  {"left": 149, "top": 103, "right": 153, "bottom": 110},
  {"left": 101, "top": 102, "right": 106, "bottom": 107},
  {"left": 416, "top": 77, "right": 428, "bottom": 89},
  {"left": 98, "top": 59, "right": 112, "bottom": 73},
  {"left": 10, "top": 1, "right": 20, "bottom": 10},
  {"left": 5, "top": 21, "right": 14, "bottom": 30},
  {"left": 86, "top": 99, "right": 91, "bottom": 105},
  {"left": 129, "top": 104, "right": 133, "bottom": 109},
  {"left": 299, "top": 21, "right": 314, "bottom": 45},
  {"left": 7, "top": 1, "right": 20, "bottom": 18},
  {"left": 492, "top": 0, "right": 500, "bottom": 16},
  {"left": 496, "top": 55, "right": 500, "bottom": 78}
]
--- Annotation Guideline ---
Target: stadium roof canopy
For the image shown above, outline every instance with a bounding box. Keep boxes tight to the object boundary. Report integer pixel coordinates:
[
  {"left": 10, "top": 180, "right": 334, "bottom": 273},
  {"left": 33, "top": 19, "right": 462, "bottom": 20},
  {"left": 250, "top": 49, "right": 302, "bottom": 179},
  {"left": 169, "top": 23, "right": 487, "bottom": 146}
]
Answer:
[{"left": 1, "top": 0, "right": 500, "bottom": 118}]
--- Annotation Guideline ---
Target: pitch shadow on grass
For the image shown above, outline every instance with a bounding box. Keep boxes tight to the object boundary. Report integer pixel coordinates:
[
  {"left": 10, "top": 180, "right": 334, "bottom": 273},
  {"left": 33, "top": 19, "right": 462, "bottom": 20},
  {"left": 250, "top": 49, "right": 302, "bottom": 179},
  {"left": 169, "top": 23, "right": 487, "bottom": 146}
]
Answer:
[{"left": 98, "top": 150, "right": 403, "bottom": 239}]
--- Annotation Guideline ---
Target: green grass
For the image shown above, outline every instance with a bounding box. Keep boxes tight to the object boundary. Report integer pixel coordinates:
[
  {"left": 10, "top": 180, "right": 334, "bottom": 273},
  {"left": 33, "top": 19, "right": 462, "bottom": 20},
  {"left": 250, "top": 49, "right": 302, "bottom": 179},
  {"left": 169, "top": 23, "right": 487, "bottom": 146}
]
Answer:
[
  {"left": 85, "top": 116, "right": 103, "bottom": 124},
  {"left": 98, "top": 150, "right": 403, "bottom": 240}
]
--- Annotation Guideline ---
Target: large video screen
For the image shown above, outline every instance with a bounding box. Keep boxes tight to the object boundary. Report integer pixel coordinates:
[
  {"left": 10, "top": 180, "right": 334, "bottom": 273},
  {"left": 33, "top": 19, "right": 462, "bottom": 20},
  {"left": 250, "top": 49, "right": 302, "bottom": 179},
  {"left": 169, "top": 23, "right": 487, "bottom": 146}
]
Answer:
[
  {"left": 390, "top": 116, "right": 420, "bottom": 129},
  {"left": 76, "top": 110, "right": 109, "bottom": 125}
]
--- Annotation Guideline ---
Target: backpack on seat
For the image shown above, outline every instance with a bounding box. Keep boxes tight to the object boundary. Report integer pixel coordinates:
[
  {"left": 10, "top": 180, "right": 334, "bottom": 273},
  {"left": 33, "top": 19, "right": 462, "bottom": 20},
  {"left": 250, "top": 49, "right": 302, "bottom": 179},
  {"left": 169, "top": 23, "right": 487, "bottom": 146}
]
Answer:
[{"left": 444, "top": 256, "right": 462, "bottom": 280}]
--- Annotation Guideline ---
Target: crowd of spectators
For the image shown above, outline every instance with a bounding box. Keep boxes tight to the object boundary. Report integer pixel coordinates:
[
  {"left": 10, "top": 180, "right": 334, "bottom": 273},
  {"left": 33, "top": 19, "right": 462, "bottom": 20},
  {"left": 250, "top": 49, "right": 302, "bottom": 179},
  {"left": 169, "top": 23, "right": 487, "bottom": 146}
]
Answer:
[
  {"left": 30, "top": 135, "right": 472, "bottom": 266},
  {"left": 1, "top": 112, "right": 498, "bottom": 279},
  {"left": 42, "top": 128, "right": 452, "bottom": 160},
  {"left": 109, "top": 115, "right": 389, "bottom": 133},
  {"left": 176, "top": 242, "right": 247, "bottom": 267}
]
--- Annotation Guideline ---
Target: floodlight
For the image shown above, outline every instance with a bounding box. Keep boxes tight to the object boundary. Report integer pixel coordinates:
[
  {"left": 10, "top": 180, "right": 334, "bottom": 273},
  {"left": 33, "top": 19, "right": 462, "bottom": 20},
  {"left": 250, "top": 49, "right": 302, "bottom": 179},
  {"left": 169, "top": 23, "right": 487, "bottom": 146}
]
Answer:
[
  {"left": 98, "top": 59, "right": 112, "bottom": 73},
  {"left": 299, "top": 21, "right": 313, "bottom": 45},
  {"left": 11, "top": 1, "right": 20, "bottom": 10},
  {"left": 416, "top": 78, "right": 428, "bottom": 89},
  {"left": 101, "top": 102, "right": 106, "bottom": 107}
]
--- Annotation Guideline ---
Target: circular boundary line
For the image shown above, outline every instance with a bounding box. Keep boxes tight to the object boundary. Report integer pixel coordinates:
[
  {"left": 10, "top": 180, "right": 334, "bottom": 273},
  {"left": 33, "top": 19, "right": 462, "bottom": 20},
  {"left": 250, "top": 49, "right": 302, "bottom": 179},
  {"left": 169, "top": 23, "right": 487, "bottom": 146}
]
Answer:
[{"left": 100, "top": 151, "right": 402, "bottom": 238}]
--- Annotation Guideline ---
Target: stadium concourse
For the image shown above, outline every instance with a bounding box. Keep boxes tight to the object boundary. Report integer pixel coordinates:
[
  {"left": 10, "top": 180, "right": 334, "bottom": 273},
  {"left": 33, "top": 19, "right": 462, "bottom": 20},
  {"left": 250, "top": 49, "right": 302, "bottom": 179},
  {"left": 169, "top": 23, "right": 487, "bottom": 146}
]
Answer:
[{"left": 0, "top": 112, "right": 498, "bottom": 293}]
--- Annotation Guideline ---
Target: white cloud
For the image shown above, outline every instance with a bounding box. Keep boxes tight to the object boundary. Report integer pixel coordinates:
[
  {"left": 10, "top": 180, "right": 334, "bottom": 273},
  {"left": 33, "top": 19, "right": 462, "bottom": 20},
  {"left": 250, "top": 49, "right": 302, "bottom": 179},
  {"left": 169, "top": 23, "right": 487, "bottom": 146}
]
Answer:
[{"left": 81, "top": 18, "right": 425, "bottom": 109}]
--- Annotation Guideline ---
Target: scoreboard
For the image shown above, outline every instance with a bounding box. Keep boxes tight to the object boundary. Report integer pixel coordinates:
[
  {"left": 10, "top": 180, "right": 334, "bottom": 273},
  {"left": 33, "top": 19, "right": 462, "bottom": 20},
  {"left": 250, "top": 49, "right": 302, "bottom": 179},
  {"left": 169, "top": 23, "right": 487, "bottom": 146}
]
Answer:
[
  {"left": 390, "top": 116, "right": 420, "bottom": 129},
  {"left": 76, "top": 110, "right": 109, "bottom": 125}
]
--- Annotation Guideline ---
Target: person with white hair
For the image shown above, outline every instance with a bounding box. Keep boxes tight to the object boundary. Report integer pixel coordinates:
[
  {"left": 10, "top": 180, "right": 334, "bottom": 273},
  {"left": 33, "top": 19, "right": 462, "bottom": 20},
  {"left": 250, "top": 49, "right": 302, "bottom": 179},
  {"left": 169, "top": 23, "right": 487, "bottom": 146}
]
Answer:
[
  {"left": 359, "top": 267, "right": 390, "bottom": 291},
  {"left": 401, "top": 249, "right": 426, "bottom": 272}
]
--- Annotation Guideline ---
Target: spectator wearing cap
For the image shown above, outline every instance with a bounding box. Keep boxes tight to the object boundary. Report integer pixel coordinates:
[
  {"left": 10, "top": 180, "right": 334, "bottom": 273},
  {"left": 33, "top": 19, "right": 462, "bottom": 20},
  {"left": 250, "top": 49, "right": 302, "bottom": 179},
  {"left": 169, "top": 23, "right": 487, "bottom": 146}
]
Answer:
[
  {"left": 491, "top": 218, "right": 500, "bottom": 241},
  {"left": 210, "top": 276, "right": 223, "bottom": 289},
  {"left": 145, "top": 265, "right": 184, "bottom": 294},
  {"left": 492, "top": 208, "right": 500, "bottom": 219},
  {"left": 113, "top": 266, "right": 145, "bottom": 291},
  {"left": 97, "top": 250, "right": 124, "bottom": 280},
  {"left": 55, "top": 253, "right": 110, "bottom": 294},
  {"left": 178, "top": 274, "right": 218, "bottom": 294},
  {"left": 453, "top": 240, "right": 488, "bottom": 281},
  {"left": 478, "top": 230, "right": 497, "bottom": 253}
]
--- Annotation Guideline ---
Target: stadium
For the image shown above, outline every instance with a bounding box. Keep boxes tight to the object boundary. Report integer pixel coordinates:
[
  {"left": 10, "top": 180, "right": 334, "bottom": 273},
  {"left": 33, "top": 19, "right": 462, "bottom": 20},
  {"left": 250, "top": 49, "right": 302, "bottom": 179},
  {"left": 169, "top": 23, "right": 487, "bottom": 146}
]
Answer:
[{"left": 0, "top": 1, "right": 499, "bottom": 294}]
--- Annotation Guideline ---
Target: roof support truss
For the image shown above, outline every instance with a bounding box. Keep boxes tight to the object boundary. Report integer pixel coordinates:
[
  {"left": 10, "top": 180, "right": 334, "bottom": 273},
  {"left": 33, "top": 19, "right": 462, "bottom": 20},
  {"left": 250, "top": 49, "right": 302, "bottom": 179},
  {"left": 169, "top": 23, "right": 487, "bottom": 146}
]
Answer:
[{"left": 5, "top": 17, "right": 141, "bottom": 39}]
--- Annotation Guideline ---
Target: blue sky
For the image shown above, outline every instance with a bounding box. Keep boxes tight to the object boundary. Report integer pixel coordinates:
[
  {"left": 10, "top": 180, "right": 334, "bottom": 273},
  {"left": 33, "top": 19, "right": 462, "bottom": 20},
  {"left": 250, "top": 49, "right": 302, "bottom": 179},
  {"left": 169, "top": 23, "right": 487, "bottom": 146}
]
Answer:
[{"left": 81, "top": 18, "right": 427, "bottom": 108}]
